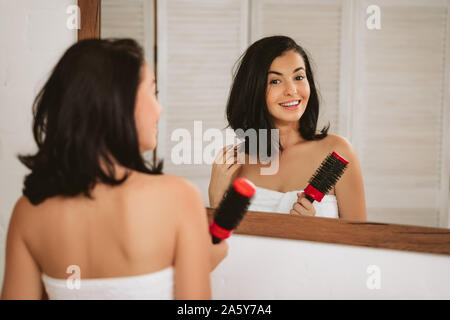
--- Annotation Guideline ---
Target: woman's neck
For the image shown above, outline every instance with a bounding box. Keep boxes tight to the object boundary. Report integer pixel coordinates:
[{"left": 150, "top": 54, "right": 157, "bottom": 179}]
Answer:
[
  {"left": 276, "top": 122, "right": 305, "bottom": 149},
  {"left": 99, "top": 155, "right": 133, "bottom": 180}
]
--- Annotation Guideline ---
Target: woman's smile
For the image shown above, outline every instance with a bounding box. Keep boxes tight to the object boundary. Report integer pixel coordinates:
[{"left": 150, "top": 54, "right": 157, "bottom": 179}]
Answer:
[{"left": 279, "top": 99, "right": 301, "bottom": 110}]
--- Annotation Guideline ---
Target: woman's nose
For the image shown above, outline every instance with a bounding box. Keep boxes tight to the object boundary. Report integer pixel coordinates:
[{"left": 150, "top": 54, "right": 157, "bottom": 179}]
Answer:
[{"left": 284, "top": 81, "right": 297, "bottom": 96}]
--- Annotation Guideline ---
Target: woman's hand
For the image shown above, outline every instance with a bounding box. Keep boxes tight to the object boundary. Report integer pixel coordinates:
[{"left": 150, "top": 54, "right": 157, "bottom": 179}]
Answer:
[
  {"left": 209, "top": 240, "right": 229, "bottom": 272},
  {"left": 208, "top": 145, "right": 244, "bottom": 208},
  {"left": 290, "top": 192, "right": 317, "bottom": 216}
]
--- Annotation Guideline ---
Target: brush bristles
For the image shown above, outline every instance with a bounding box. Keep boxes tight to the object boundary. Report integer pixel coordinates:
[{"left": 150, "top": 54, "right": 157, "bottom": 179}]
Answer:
[
  {"left": 309, "top": 153, "right": 348, "bottom": 194},
  {"left": 214, "top": 186, "right": 252, "bottom": 230}
]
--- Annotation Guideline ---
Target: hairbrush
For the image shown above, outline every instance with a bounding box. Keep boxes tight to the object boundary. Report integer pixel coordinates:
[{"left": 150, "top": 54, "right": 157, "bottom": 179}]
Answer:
[
  {"left": 304, "top": 151, "right": 348, "bottom": 203},
  {"left": 209, "top": 177, "right": 256, "bottom": 244}
]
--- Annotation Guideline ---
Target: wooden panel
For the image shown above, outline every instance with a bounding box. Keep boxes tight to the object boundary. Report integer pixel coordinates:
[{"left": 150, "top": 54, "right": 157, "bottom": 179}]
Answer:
[
  {"left": 78, "top": 0, "right": 101, "bottom": 40},
  {"left": 207, "top": 207, "right": 450, "bottom": 255}
]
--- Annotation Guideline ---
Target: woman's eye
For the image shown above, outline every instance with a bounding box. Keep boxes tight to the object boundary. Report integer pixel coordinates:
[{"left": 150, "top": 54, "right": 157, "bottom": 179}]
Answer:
[
  {"left": 295, "top": 75, "right": 304, "bottom": 80},
  {"left": 269, "top": 79, "right": 280, "bottom": 85}
]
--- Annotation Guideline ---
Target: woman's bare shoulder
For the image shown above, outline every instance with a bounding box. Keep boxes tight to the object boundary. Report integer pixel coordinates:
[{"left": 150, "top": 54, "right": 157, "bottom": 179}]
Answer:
[
  {"left": 321, "top": 133, "right": 358, "bottom": 162},
  {"left": 5, "top": 196, "right": 39, "bottom": 245},
  {"left": 131, "top": 173, "right": 205, "bottom": 212},
  {"left": 8, "top": 196, "right": 35, "bottom": 223},
  {"left": 320, "top": 132, "right": 345, "bottom": 144},
  {"left": 132, "top": 173, "right": 201, "bottom": 195}
]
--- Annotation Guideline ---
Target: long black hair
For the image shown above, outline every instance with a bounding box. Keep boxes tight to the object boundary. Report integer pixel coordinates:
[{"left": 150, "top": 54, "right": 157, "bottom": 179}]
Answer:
[
  {"left": 18, "top": 38, "right": 162, "bottom": 205},
  {"left": 226, "top": 35, "right": 329, "bottom": 156}
]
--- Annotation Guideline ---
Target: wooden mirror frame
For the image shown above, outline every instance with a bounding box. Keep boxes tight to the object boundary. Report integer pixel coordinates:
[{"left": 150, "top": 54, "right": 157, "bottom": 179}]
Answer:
[{"left": 78, "top": 0, "right": 450, "bottom": 256}]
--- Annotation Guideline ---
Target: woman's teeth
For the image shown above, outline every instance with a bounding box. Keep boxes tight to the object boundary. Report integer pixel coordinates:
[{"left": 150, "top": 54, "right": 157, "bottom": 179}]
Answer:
[{"left": 279, "top": 100, "right": 300, "bottom": 107}]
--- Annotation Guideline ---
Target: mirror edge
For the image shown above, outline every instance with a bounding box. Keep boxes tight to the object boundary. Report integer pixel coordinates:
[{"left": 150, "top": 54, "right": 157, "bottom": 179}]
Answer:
[
  {"left": 206, "top": 207, "right": 450, "bottom": 256},
  {"left": 78, "top": 0, "right": 101, "bottom": 40}
]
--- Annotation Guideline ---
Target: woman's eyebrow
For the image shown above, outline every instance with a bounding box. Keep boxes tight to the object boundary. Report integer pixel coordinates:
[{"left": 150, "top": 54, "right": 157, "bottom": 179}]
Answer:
[{"left": 268, "top": 67, "right": 305, "bottom": 75}]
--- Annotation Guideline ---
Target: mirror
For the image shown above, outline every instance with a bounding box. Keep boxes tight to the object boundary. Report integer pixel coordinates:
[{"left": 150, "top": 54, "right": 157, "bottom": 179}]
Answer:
[{"left": 99, "top": 0, "right": 450, "bottom": 231}]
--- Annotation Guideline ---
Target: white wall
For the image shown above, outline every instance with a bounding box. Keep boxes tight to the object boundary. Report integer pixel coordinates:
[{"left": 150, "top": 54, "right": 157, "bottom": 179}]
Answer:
[
  {"left": 211, "top": 234, "right": 450, "bottom": 299},
  {"left": 0, "top": 0, "right": 77, "bottom": 290}
]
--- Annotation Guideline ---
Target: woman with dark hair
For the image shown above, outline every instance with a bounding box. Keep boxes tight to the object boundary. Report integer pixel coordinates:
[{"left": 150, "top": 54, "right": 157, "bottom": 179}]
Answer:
[
  {"left": 1, "top": 38, "right": 227, "bottom": 299},
  {"left": 209, "top": 36, "right": 366, "bottom": 221}
]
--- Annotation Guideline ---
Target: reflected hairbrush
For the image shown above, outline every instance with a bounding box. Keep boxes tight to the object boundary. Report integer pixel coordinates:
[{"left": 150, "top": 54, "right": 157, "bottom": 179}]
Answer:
[
  {"left": 304, "top": 152, "right": 349, "bottom": 203},
  {"left": 209, "top": 177, "right": 256, "bottom": 244}
]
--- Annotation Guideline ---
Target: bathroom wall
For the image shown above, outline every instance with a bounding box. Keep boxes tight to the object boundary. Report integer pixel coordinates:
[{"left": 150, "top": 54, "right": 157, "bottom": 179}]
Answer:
[{"left": 0, "top": 0, "right": 77, "bottom": 290}]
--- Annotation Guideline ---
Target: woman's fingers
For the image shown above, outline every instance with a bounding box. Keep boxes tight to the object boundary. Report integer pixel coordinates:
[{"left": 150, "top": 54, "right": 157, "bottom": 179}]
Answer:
[
  {"left": 290, "top": 193, "right": 316, "bottom": 216},
  {"left": 214, "top": 145, "right": 245, "bottom": 170},
  {"left": 297, "top": 193, "right": 314, "bottom": 210},
  {"left": 214, "top": 145, "right": 231, "bottom": 164},
  {"left": 226, "top": 145, "right": 240, "bottom": 160},
  {"left": 214, "top": 144, "right": 233, "bottom": 163},
  {"left": 216, "top": 145, "right": 235, "bottom": 164},
  {"left": 292, "top": 202, "right": 313, "bottom": 216},
  {"left": 209, "top": 145, "right": 245, "bottom": 208}
]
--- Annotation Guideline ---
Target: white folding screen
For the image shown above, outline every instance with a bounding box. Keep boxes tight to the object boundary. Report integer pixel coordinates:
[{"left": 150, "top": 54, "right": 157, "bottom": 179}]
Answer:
[
  {"left": 354, "top": 0, "right": 450, "bottom": 227},
  {"left": 101, "top": 0, "right": 155, "bottom": 70},
  {"left": 156, "top": 0, "right": 248, "bottom": 203}
]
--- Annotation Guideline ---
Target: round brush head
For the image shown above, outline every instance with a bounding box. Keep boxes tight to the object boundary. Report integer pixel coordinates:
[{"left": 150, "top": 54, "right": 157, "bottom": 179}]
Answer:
[
  {"left": 210, "top": 178, "right": 255, "bottom": 244},
  {"left": 304, "top": 151, "right": 348, "bottom": 203}
]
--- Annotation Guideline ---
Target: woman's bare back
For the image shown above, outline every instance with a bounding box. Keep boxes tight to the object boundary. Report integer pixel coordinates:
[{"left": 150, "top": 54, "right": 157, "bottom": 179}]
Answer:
[{"left": 21, "top": 172, "right": 180, "bottom": 280}]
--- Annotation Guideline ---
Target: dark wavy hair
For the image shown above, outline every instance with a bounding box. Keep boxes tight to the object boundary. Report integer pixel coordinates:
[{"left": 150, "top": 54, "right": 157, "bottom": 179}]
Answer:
[
  {"left": 18, "top": 38, "right": 163, "bottom": 205},
  {"left": 226, "top": 35, "right": 329, "bottom": 157}
]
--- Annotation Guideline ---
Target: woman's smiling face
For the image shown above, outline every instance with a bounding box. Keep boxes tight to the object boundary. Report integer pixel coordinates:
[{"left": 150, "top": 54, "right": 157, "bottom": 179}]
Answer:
[{"left": 265, "top": 50, "right": 310, "bottom": 127}]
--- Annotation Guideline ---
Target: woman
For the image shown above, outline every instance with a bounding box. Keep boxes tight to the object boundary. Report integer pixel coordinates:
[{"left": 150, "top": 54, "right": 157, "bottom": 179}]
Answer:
[
  {"left": 209, "top": 36, "right": 366, "bottom": 221},
  {"left": 1, "top": 39, "right": 227, "bottom": 300}
]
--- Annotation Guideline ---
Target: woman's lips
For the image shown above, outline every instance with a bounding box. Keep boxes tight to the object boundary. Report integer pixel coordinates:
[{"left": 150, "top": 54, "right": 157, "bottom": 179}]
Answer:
[{"left": 279, "top": 100, "right": 301, "bottom": 110}]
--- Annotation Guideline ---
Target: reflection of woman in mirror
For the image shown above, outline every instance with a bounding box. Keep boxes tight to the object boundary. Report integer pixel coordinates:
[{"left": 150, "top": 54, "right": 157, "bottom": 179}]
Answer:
[
  {"left": 1, "top": 39, "right": 227, "bottom": 299},
  {"left": 209, "top": 36, "right": 366, "bottom": 221}
]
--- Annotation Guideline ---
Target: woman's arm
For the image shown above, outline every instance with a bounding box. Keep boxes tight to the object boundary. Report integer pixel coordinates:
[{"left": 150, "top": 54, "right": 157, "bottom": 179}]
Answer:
[
  {"left": 332, "top": 136, "right": 367, "bottom": 221},
  {"left": 1, "top": 197, "right": 45, "bottom": 300},
  {"left": 172, "top": 178, "right": 213, "bottom": 299}
]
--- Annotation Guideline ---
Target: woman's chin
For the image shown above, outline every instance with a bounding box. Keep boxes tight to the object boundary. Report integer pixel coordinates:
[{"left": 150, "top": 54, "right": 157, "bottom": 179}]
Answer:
[
  {"left": 139, "top": 143, "right": 157, "bottom": 154},
  {"left": 273, "top": 114, "right": 302, "bottom": 125}
]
